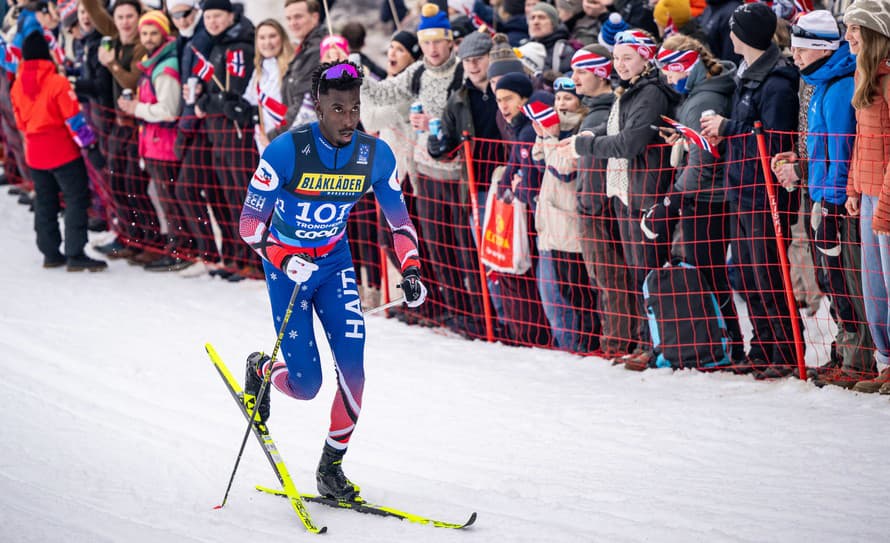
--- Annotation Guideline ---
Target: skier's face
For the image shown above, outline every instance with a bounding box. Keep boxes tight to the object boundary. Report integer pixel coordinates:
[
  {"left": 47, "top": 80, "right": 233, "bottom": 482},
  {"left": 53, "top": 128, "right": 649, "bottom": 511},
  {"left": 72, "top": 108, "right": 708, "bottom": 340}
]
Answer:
[{"left": 316, "top": 87, "right": 361, "bottom": 147}]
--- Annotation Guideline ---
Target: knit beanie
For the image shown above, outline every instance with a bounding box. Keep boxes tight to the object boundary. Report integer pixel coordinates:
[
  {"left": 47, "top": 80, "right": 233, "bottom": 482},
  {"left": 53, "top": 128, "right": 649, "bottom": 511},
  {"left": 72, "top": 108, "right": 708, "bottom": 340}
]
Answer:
[
  {"left": 729, "top": 2, "right": 777, "bottom": 51},
  {"left": 450, "top": 15, "right": 475, "bottom": 41},
  {"left": 138, "top": 10, "right": 172, "bottom": 40},
  {"left": 392, "top": 30, "right": 422, "bottom": 60},
  {"left": 458, "top": 28, "right": 493, "bottom": 59},
  {"left": 21, "top": 30, "right": 51, "bottom": 61},
  {"left": 417, "top": 3, "right": 453, "bottom": 42},
  {"left": 792, "top": 10, "right": 841, "bottom": 50},
  {"left": 844, "top": 0, "right": 890, "bottom": 39},
  {"left": 531, "top": 2, "right": 560, "bottom": 28},
  {"left": 599, "top": 12, "right": 629, "bottom": 50},
  {"left": 488, "top": 33, "right": 524, "bottom": 78},
  {"left": 320, "top": 34, "right": 349, "bottom": 60},
  {"left": 502, "top": 0, "right": 525, "bottom": 17},
  {"left": 571, "top": 44, "right": 612, "bottom": 78},
  {"left": 516, "top": 41, "right": 546, "bottom": 74},
  {"left": 169, "top": 0, "right": 200, "bottom": 8},
  {"left": 653, "top": 0, "right": 691, "bottom": 31},
  {"left": 495, "top": 71, "right": 534, "bottom": 98},
  {"left": 203, "top": 0, "right": 233, "bottom": 12},
  {"left": 614, "top": 29, "right": 658, "bottom": 60},
  {"left": 556, "top": 0, "right": 583, "bottom": 17}
]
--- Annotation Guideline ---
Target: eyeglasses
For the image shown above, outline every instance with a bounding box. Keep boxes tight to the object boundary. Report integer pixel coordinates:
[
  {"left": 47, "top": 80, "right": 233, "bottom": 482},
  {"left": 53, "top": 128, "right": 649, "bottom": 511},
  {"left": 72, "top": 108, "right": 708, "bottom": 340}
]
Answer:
[
  {"left": 553, "top": 77, "right": 576, "bottom": 92},
  {"left": 171, "top": 9, "right": 194, "bottom": 20},
  {"left": 320, "top": 63, "right": 361, "bottom": 81}
]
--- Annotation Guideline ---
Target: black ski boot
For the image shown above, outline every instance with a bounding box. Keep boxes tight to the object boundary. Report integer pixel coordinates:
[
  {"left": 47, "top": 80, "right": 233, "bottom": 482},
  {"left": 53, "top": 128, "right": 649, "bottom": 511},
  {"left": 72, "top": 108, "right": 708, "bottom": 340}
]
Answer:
[
  {"left": 244, "top": 352, "right": 271, "bottom": 423},
  {"left": 316, "top": 444, "right": 360, "bottom": 501}
]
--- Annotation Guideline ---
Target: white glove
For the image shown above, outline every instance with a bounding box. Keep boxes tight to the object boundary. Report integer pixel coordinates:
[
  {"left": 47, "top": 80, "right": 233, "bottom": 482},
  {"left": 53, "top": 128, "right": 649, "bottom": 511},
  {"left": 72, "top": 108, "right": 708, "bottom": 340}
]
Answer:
[{"left": 284, "top": 255, "right": 319, "bottom": 284}]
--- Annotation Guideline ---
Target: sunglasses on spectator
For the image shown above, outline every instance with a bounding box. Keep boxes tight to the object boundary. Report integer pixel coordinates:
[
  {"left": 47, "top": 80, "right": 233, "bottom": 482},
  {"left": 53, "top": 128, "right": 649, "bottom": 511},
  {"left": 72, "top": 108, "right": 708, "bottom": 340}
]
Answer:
[
  {"left": 321, "top": 63, "right": 361, "bottom": 80},
  {"left": 553, "top": 77, "right": 576, "bottom": 92},
  {"left": 171, "top": 9, "right": 194, "bottom": 20}
]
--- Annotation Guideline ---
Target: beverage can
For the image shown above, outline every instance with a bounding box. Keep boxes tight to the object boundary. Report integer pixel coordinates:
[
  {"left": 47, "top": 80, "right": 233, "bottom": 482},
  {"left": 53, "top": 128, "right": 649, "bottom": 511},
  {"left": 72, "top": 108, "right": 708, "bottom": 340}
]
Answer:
[
  {"left": 121, "top": 89, "right": 134, "bottom": 101},
  {"left": 410, "top": 101, "right": 423, "bottom": 115},
  {"left": 428, "top": 117, "right": 442, "bottom": 139},
  {"left": 101, "top": 36, "right": 113, "bottom": 51},
  {"left": 700, "top": 109, "right": 716, "bottom": 119},
  {"left": 186, "top": 76, "right": 199, "bottom": 106}
]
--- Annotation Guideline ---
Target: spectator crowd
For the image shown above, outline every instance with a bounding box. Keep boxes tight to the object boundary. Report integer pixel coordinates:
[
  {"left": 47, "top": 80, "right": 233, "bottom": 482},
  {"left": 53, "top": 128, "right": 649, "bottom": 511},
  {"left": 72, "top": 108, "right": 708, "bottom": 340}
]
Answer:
[{"left": 2, "top": 0, "right": 890, "bottom": 393}]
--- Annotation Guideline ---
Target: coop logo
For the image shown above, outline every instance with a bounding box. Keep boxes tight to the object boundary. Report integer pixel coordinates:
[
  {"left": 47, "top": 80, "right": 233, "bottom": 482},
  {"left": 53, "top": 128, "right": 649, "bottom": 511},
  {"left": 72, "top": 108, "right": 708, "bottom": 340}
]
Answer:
[
  {"left": 294, "top": 172, "right": 366, "bottom": 196},
  {"left": 250, "top": 159, "right": 280, "bottom": 192}
]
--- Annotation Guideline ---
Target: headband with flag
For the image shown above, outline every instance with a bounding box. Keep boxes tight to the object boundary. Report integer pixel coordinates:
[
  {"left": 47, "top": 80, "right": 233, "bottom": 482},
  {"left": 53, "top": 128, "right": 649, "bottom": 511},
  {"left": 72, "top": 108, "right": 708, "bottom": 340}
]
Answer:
[
  {"left": 570, "top": 49, "right": 612, "bottom": 79},
  {"left": 614, "top": 29, "right": 657, "bottom": 60},
  {"left": 655, "top": 47, "right": 700, "bottom": 73},
  {"left": 663, "top": 15, "right": 677, "bottom": 38},
  {"left": 661, "top": 115, "right": 719, "bottom": 158},
  {"left": 191, "top": 46, "right": 215, "bottom": 82},
  {"left": 523, "top": 101, "right": 560, "bottom": 129}
]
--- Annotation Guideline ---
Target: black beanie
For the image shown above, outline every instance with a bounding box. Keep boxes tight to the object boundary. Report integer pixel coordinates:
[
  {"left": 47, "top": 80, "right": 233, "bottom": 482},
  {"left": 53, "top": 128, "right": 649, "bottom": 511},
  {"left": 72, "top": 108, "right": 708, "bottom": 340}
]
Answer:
[
  {"left": 391, "top": 30, "right": 421, "bottom": 60},
  {"left": 203, "top": 0, "right": 234, "bottom": 12},
  {"left": 730, "top": 2, "right": 777, "bottom": 51},
  {"left": 22, "top": 31, "right": 52, "bottom": 62},
  {"left": 502, "top": 0, "right": 525, "bottom": 16},
  {"left": 495, "top": 72, "right": 533, "bottom": 99}
]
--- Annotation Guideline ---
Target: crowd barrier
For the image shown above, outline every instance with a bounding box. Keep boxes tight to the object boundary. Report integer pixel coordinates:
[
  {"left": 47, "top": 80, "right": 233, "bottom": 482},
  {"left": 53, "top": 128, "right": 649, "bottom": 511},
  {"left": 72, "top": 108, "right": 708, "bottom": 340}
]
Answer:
[{"left": 1, "top": 101, "right": 884, "bottom": 382}]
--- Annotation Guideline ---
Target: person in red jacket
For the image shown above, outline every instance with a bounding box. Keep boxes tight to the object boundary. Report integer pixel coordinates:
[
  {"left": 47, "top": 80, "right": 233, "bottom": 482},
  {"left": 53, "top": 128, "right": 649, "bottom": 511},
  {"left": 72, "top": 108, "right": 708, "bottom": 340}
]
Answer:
[{"left": 11, "top": 31, "right": 107, "bottom": 272}]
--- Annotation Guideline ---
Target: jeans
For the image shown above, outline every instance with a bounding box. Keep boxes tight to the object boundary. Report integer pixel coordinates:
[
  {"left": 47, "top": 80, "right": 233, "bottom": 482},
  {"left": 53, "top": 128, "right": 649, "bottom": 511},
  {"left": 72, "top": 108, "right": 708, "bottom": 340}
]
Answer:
[{"left": 859, "top": 195, "right": 890, "bottom": 365}]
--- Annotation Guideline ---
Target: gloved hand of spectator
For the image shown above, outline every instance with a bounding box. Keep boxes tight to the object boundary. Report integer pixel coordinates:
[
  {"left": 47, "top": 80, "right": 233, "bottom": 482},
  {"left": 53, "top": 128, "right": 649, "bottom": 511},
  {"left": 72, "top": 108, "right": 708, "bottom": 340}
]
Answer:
[
  {"left": 427, "top": 133, "right": 450, "bottom": 158},
  {"left": 283, "top": 255, "right": 319, "bottom": 284},
  {"left": 641, "top": 194, "right": 682, "bottom": 241},
  {"left": 85, "top": 145, "right": 106, "bottom": 171},
  {"left": 398, "top": 266, "right": 427, "bottom": 308},
  {"left": 222, "top": 93, "right": 255, "bottom": 124}
]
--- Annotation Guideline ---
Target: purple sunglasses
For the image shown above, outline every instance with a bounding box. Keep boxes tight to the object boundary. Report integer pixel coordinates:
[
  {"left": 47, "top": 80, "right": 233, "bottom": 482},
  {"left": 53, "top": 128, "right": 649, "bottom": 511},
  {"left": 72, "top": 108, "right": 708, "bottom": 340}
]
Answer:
[{"left": 320, "top": 63, "right": 360, "bottom": 81}]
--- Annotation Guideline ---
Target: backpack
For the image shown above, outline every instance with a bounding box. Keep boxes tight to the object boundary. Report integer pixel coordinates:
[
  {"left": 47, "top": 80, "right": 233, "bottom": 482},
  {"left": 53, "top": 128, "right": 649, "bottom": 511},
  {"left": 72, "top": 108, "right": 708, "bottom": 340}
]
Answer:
[{"left": 643, "top": 261, "right": 730, "bottom": 370}]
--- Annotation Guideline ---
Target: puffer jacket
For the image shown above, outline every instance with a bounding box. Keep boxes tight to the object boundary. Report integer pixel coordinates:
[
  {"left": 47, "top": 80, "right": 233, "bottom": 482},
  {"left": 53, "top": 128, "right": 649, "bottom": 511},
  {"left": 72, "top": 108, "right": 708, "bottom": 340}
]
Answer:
[
  {"left": 848, "top": 59, "right": 890, "bottom": 233},
  {"left": 802, "top": 42, "right": 856, "bottom": 206},
  {"left": 576, "top": 92, "right": 614, "bottom": 216},
  {"left": 575, "top": 68, "right": 680, "bottom": 211},
  {"left": 673, "top": 60, "right": 736, "bottom": 204},
  {"left": 534, "top": 111, "right": 585, "bottom": 252}
]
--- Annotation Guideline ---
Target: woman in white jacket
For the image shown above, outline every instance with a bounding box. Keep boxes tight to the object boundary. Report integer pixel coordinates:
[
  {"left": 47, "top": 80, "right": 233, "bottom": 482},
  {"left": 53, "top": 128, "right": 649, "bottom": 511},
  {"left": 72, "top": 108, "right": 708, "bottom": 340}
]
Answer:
[{"left": 243, "top": 19, "right": 294, "bottom": 154}]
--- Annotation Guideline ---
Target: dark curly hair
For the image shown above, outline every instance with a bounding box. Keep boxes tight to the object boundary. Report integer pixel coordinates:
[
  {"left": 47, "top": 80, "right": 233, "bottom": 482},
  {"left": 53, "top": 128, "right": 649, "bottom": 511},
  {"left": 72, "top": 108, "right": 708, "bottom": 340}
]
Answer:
[{"left": 311, "top": 61, "right": 364, "bottom": 101}]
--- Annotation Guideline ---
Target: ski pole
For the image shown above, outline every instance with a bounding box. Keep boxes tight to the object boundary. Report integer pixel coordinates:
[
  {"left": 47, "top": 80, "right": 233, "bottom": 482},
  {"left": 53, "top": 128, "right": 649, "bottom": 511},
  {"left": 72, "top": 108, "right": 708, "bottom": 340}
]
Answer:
[
  {"left": 363, "top": 296, "right": 405, "bottom": 316},
  {"left": 215, "top": 279, "right": 302, "bottom": 509}
]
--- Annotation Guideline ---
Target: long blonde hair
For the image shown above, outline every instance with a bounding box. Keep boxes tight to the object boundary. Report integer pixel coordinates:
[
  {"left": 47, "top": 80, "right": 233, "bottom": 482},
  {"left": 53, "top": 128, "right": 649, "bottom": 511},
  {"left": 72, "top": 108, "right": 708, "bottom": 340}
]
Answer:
[
  {"left": 253, "top": 19, "right": 295, "bottom": 84},
  {"left": 852, "top": 25, "right": 890, "bottom": 110},
  {"left": 661, "top": 34, "right": 724, "bottom": 78}
]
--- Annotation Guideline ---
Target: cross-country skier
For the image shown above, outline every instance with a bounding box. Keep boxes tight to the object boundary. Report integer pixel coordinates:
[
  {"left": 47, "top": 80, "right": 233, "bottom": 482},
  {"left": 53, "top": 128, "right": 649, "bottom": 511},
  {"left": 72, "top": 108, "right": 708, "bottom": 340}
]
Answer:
[{"left": 238, "top": 60, "right": 427, "bottom": 501}]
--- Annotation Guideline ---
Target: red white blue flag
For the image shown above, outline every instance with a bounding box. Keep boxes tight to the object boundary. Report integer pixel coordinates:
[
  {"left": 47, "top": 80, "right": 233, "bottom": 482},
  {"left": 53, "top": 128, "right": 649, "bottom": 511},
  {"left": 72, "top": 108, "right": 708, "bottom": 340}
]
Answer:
[
  {"left": 191, "top": 46, "right": 214, "bottom": 82},
  {"left": 523, "top": 101, "right": 559, "bottom": 129},
  {"left": 661, "top": 115, "right": 720, "bottom": 158},
  {"left": 226, "top": 49, "right": 245, "bottom": 78},
  {"left": 257, "top": 83, "right": 288, "bottom": 128}
]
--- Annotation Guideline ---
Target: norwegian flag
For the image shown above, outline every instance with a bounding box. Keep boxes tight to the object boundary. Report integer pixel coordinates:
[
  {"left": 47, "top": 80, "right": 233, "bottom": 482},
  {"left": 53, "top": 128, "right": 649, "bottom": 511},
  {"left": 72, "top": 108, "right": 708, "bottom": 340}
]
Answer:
[
  {"left": 523, "top": 101, "right": 559, "bottom": 129},
  {"left": 191, "top": 46, "right": 214, "bottom": 82},
  {"left": 226, "top": 49, "right": 246, "bottom": 78},
  {"left": 664, "top": 16, "right": 677, "bottom": 38},
  {"left": 43, "top": 29, "right": 67, "bottom": 67},
  {"left": 258, "top": 83, "right": 288, "bottom": 128},
  {"left": 661, "top": 115, "right": 720, "bottom": 158}
]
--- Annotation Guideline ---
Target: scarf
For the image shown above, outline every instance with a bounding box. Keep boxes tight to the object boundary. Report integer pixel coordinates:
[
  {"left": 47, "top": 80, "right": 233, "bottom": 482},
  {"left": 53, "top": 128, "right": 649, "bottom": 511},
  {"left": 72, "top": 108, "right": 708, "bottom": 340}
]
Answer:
[{"left": 605, "top": 97, "right": 629, "bottom": 206}]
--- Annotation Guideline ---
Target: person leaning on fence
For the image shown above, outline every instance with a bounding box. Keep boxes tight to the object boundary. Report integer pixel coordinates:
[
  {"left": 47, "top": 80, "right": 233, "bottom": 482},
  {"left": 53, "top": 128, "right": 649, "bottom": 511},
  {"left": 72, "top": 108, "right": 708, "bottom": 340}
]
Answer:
[
  {"left": 83, "top": 0, "right": 161, "bottom": 263},
  {"left": 771, "top": 10, "right": 875, "bottom": 387},
  {"left": 841, "top": 0, "right": 890, "bottom": 394},
  {"left": 117, "top": 10, "right": 194, "bottom": 273},
  {"left": 492, "top": 73, "right": 553, "bottom": 347},
  {"left": 10, "top": 30, "right": 107, "bottom": 272},
  {"left": 194, "top": 0, "right": 260, "bottom": 282},
  {"left": 571, "top": 44, "right": 638, "bottom": 358},
  {"left": 275, "top": 0, "right": 325, "bottom": 138},
  {"left": 558, "top": 29, "right": 680, "bottom": 370},
  {"left": 69, "top": 2, "right": 115, "bottom": 143},
  {"left": 699, "top": 2, "right": 802, "bottom": 379},
  {"left": 648, "top": 34, "right": 746, "bottom": 364},
  {"left": 531, "top": 81, "right": 601, "bottom": 353}
]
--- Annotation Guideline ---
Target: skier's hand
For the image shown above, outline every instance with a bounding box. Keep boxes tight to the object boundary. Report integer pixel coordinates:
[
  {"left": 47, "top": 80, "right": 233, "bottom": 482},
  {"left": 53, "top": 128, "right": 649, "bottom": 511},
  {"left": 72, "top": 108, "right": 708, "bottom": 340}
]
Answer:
[
  {"left": 398, "top": 266, "right": 427, "bottom": 308},
  {"left": 284, "top": 255, "right": 319, "bottom": 284}
]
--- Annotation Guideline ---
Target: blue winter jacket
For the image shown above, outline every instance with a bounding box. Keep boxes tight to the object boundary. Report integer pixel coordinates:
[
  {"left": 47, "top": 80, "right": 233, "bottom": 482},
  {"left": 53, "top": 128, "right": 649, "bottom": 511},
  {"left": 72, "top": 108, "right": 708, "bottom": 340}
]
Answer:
[{"left": 801, "top": 42, "right": 856, "bottom": 206}]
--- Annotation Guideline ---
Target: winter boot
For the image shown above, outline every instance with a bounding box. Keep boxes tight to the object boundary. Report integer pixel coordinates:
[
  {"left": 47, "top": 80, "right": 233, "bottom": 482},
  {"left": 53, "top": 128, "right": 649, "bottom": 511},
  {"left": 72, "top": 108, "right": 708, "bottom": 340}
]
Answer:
[
  {"left": 244, "top": 352, "right": 272, "bottom": 423},
  {"left": 316, "top": 444, "right": 360, "bottom": 501},
  {"left": 66, "top": 254, "right": 108, "bottom": 272}
]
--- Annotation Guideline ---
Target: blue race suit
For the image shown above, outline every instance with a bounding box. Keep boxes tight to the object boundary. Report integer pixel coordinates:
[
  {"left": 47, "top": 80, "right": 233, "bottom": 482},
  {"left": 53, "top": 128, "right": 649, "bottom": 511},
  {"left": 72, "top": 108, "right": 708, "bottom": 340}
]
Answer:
[{"left": 239, "top": 122, "right": 420, "bottom": 451}]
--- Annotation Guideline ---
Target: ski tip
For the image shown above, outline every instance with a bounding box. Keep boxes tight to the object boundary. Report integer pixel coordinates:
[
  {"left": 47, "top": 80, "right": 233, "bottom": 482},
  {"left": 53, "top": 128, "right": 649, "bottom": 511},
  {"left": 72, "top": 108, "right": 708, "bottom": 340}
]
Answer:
[
  {"left": 212, "top": 504, "right": 224, "bottom": 510},
  {"left": 464, "top": 512, "right": 477, "bottom": 528}
]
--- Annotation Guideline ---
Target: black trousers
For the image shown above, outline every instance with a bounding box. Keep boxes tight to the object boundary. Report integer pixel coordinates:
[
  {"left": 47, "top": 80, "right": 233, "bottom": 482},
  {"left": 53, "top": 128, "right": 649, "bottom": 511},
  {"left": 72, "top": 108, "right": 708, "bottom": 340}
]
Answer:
[
  {"left": 108, "top": 122, "right": 161, "bottom": 247},
  {"left": 31, "top": 157, "right": 90, "bottom": 258},
  {"left": 175, "top": 130, "right": 221, "bottom": 263}
]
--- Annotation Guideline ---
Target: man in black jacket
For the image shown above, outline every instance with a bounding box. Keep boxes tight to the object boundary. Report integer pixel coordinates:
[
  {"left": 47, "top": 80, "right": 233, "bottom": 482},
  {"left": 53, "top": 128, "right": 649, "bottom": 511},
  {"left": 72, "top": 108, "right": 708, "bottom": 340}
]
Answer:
[
  {"left": 195, "top": 0, "right": 259, "bottom": 280},
  {"left": 700, "top": 2, "right": 802, "bottom": 378},
  {"left": 697, "top": 0, "right": 742, "bottom": 65},
  {"left": 276, "top": 0, "right": 325, "bottom": 137},
  {"left": 571, "top": 45, "right": 636, "bottom": 358}
]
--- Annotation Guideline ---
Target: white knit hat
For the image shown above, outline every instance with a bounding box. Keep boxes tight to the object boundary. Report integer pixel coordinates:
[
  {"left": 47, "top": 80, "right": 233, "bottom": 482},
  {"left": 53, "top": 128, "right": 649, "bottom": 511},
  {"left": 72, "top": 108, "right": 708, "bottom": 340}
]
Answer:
[
  {"left": 516, "top": 41, "right": 546, "bottom": 74},
  {"left": 791, "top": 10, "right": 841, "bottom": 50}
]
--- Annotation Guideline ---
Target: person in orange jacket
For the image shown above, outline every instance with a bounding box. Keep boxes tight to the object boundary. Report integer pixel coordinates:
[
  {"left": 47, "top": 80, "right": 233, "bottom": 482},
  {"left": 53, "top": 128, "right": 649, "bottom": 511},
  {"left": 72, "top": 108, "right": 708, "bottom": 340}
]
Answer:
[{"left": 11, "top": 31, "right": 107, "bottom": 272}]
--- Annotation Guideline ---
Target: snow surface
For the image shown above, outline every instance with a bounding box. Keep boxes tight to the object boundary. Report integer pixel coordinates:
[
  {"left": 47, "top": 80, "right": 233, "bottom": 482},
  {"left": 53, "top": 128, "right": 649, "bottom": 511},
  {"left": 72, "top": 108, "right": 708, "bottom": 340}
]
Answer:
[{"left": 1, "top": 192, "right": 888, "bottom": 543}]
